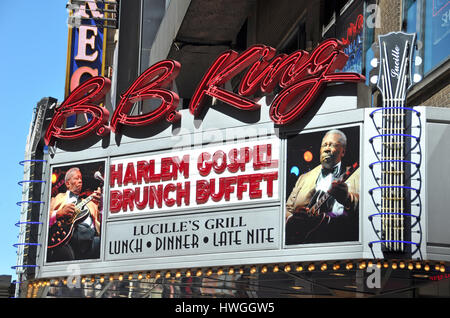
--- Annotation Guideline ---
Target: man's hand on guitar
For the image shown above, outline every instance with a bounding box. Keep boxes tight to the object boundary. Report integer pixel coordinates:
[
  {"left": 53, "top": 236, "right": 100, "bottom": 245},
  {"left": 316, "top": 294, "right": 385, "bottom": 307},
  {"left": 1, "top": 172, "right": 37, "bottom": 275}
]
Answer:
[
  {"left": 56, "top": 203, "right": 75, "bottom": 220},
  {"left": 293, "top": 205, "right": 309, "bottom": 214},
  {"left": 92, "top": 187, "right": 102, "bottom": 205},
  {"left": 328, "top": 180, "right": 350, "bottom": 206},
  {"left": 293, "top": 205, "right": 320, "bottom": 217}
]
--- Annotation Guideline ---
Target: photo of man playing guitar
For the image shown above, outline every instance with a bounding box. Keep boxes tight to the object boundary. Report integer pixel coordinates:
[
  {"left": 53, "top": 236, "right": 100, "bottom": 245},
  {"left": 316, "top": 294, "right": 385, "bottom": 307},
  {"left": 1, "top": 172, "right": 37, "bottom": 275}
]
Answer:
[
  {"left": 47, "top": 163, "right": 104, "bottom": 262},
  {"left": 285, "top": 128, "right": 360, "bottom": 245}
]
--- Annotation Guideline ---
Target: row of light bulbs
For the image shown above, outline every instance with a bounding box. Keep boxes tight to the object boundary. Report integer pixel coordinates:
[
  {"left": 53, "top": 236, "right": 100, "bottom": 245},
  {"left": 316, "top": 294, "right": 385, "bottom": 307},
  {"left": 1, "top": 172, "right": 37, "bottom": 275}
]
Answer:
[{"left": 27, "top": 260, "right": 446, "bottom": 289}]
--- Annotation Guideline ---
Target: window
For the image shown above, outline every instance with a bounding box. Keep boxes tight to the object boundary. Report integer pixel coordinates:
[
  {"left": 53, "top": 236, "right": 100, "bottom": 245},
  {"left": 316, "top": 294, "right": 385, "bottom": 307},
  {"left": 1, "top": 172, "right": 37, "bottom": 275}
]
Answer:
[
  {"left": 403, "top": 0, "right": 450, "bottom": 75},
  {"left": 279, "top": 22, "right": 307, "bottom": 55}
]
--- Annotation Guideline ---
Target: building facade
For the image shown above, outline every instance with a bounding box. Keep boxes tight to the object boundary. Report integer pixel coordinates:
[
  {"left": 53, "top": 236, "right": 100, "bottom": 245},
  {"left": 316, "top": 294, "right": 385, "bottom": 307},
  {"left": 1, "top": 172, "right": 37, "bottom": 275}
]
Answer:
[{"left": 15, "top": 0, "right": 450, "bottom": 298}]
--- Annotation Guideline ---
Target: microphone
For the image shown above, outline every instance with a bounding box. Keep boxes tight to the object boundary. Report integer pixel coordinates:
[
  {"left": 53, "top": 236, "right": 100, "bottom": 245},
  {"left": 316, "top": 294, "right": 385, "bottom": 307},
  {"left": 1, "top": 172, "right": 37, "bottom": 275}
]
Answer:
[{"left": 94, "top": 171, "right": 104, "bottom": 183}]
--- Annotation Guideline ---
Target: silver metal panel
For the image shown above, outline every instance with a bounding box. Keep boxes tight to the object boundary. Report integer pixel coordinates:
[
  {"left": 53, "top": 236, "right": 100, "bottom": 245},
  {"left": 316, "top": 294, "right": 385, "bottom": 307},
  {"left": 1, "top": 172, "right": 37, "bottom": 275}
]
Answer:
[
  {"left": 362, "top": 106, "right": 427, "bottom": 260},
  {"left": 426, "top": 120, "right": 450, "bottom": 253},
  {"left": 36, "top": 100, "right": 374, "bottom": 278}
]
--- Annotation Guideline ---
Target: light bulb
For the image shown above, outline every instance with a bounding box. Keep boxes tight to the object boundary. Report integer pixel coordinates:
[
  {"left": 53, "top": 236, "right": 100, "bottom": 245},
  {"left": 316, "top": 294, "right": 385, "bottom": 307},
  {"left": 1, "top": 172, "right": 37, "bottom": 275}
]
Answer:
[
  {"left": 413, "top": 73, "right": 422, "bottom": 83},
  {"left": 370, "top": 75, "right": 379, "bottom": 84},
  {"left": 370, "top": 58, "right": 378, "bottom": 67},
  {"left": 415, "top": 56, "right": 422, "bottom": 66}
]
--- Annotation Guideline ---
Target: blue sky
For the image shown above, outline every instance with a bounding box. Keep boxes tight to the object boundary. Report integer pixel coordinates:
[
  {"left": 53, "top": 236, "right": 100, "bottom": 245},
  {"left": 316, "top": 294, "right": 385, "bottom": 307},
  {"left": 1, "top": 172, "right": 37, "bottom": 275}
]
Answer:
[{"left": 0, "top": 3, "right": 68, "bottom": 277}]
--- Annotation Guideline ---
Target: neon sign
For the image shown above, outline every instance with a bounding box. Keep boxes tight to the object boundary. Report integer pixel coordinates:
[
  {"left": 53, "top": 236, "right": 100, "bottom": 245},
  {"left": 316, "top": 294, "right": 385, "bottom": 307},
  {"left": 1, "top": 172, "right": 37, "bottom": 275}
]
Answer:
[
  {"left": 340, "top": 14, "right": 364, "bottom": 46},
  {"left": 45, "top": 39, "right": 365, "bottom": 147}
]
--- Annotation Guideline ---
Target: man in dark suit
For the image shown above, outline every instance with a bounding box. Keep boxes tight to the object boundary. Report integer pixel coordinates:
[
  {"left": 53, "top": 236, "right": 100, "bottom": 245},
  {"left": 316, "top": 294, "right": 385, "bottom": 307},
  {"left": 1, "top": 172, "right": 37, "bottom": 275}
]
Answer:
[
  {"left": 285, "top": 129, "right": 359, "bottom": 244},
  {"left": 47, "top": 167, "right": 102, "bottom": 262}
]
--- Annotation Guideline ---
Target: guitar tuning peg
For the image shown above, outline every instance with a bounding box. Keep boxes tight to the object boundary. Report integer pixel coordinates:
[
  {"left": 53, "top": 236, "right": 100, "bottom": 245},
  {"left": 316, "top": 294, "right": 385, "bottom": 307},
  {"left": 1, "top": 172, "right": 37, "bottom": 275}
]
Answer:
[
  {"left": 413, "top": 73, "right": 422, "bottom": 83},
  {"left": 370, "top": 57, "right": 379, "bottom": 68},
  {"left": 414, "top": 56, "right": 422, "bottom": 66},
  {"left": 415, "top": 40, "right": 423, "bottom": 50},
  {"left": 370, "top": 75, "right": 379, "bottom": 84},
  {"left": 371, "top": 42, "right": 380, "bottom": 52}
]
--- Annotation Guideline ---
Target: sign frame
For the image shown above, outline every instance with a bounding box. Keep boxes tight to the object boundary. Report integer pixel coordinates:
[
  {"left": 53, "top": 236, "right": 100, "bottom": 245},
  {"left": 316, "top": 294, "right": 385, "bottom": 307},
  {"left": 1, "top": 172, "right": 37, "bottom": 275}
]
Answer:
[{"left": 35, "top": 97, "right": 367, "bottom": 279}]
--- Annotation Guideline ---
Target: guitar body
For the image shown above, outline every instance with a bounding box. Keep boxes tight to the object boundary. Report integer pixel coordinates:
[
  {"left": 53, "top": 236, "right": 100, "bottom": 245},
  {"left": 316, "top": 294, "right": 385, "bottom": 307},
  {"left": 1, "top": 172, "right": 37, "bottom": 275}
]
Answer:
[
  {"left": 285, "top": 212, "right": 329, "bottom": 244},
  {"left": 48, "top": 202, "right": 91, "bottom": 249},
  {"left": 285, "top": 162, "right": 359, "bottom": 245}
]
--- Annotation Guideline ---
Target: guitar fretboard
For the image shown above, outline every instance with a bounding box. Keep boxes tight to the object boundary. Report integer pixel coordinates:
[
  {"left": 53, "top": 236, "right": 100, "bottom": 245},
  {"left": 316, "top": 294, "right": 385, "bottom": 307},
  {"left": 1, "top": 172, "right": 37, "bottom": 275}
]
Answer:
[{"left": 379, "top": 40, "right": 410, "bottom": 252}]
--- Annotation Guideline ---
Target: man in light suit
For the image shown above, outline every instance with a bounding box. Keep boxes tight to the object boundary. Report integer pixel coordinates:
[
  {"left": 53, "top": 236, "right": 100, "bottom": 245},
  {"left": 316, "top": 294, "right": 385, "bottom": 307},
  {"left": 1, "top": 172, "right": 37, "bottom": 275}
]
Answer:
[
  {"left": 285, "top": 129, "right": 360, "bottom": 244},
  {"left": 47, "top": 167, "right": 102, "bottom": 262}
]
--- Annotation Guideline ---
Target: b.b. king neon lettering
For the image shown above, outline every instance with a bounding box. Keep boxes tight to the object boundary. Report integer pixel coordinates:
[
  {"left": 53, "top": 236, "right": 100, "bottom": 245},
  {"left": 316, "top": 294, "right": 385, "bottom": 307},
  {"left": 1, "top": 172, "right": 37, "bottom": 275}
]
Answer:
[
  {"left": 45, "top": 39, "right": 365, "bottom": 146},
  {"left": 45, "top": 60, "right": 181, "bottom": 146},
  {"left": 191, "top": 38, "right": 364, "bottom": 125},
  {"left": 44, "top": 76, "right": 111, "bottom": 146},
  {"left": 110, "top": 59, "right": 182, "bottom": 133}
]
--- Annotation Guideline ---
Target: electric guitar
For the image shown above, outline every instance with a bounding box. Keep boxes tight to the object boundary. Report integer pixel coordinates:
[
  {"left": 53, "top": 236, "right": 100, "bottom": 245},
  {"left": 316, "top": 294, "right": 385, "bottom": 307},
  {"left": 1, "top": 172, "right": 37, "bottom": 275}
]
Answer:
[
  {"left": 48, "top": 192, "right": 98, "bottom": 249},
  {"left": 285, "top": 162, "right": 358, "bottom": 244},
  {"left": 372, "top": 32, "right": 417, "bottom": 253}
]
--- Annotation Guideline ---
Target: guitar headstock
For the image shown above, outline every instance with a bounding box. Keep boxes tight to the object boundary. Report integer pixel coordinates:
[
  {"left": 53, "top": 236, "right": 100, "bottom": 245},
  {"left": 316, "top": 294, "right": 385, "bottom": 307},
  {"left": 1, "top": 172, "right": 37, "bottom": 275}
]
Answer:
[{"left": 371, "top": 32, "right": 418, "bottom": 102}]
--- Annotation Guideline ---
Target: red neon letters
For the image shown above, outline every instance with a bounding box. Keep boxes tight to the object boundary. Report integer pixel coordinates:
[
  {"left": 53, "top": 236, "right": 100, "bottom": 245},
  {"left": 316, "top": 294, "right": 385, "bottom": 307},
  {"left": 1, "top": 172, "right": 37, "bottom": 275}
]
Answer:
[
  {"left": 340, "top": 14, "right": 364, "bottom": 46},
  {"left": 45, "top": 60, "right": 181, "bottom": 146},
  {"left": 190, "top": 38, "right": 364, "bottom": 125},
  {"left": 110, "top": 60, "right": 181, "bottom": 133},
  {"left": 44, "top": 76, "right": 111, "bottom": 146},
  {"left": 45, "top": 39, "right": 365, "bottom": 146},
  {"left": 108, "top": 143, "right": 279, "bottom": 213}
]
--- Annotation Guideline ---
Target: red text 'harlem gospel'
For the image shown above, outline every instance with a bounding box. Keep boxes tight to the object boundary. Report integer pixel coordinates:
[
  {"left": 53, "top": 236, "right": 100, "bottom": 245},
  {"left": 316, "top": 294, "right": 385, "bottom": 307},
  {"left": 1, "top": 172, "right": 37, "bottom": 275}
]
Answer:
[
  {"left": 108, "top": 143, "right": 279, "bottom": 214},
  {"left": 44, "top": 39, "right": 365, "bottom": 147}
]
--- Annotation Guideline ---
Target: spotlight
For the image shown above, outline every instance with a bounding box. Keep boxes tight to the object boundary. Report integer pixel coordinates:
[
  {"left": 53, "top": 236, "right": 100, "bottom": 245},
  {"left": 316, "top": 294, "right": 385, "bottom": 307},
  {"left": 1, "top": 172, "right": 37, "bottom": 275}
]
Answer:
[{"left": 303, "top": 151, "right": 313, "bottom": 162}]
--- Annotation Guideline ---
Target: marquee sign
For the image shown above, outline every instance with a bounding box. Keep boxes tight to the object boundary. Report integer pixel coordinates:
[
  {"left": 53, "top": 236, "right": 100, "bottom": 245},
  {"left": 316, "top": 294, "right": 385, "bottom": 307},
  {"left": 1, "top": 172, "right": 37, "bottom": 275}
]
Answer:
[
  {"left": 45, "top": 38, "right": 365, "bottom": 147},
  {"left": 105, "top": 209, "right": 279, "bottom": 261},
  {"left": 109, "top": 138, "right": 280, "bottom": 216}
]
